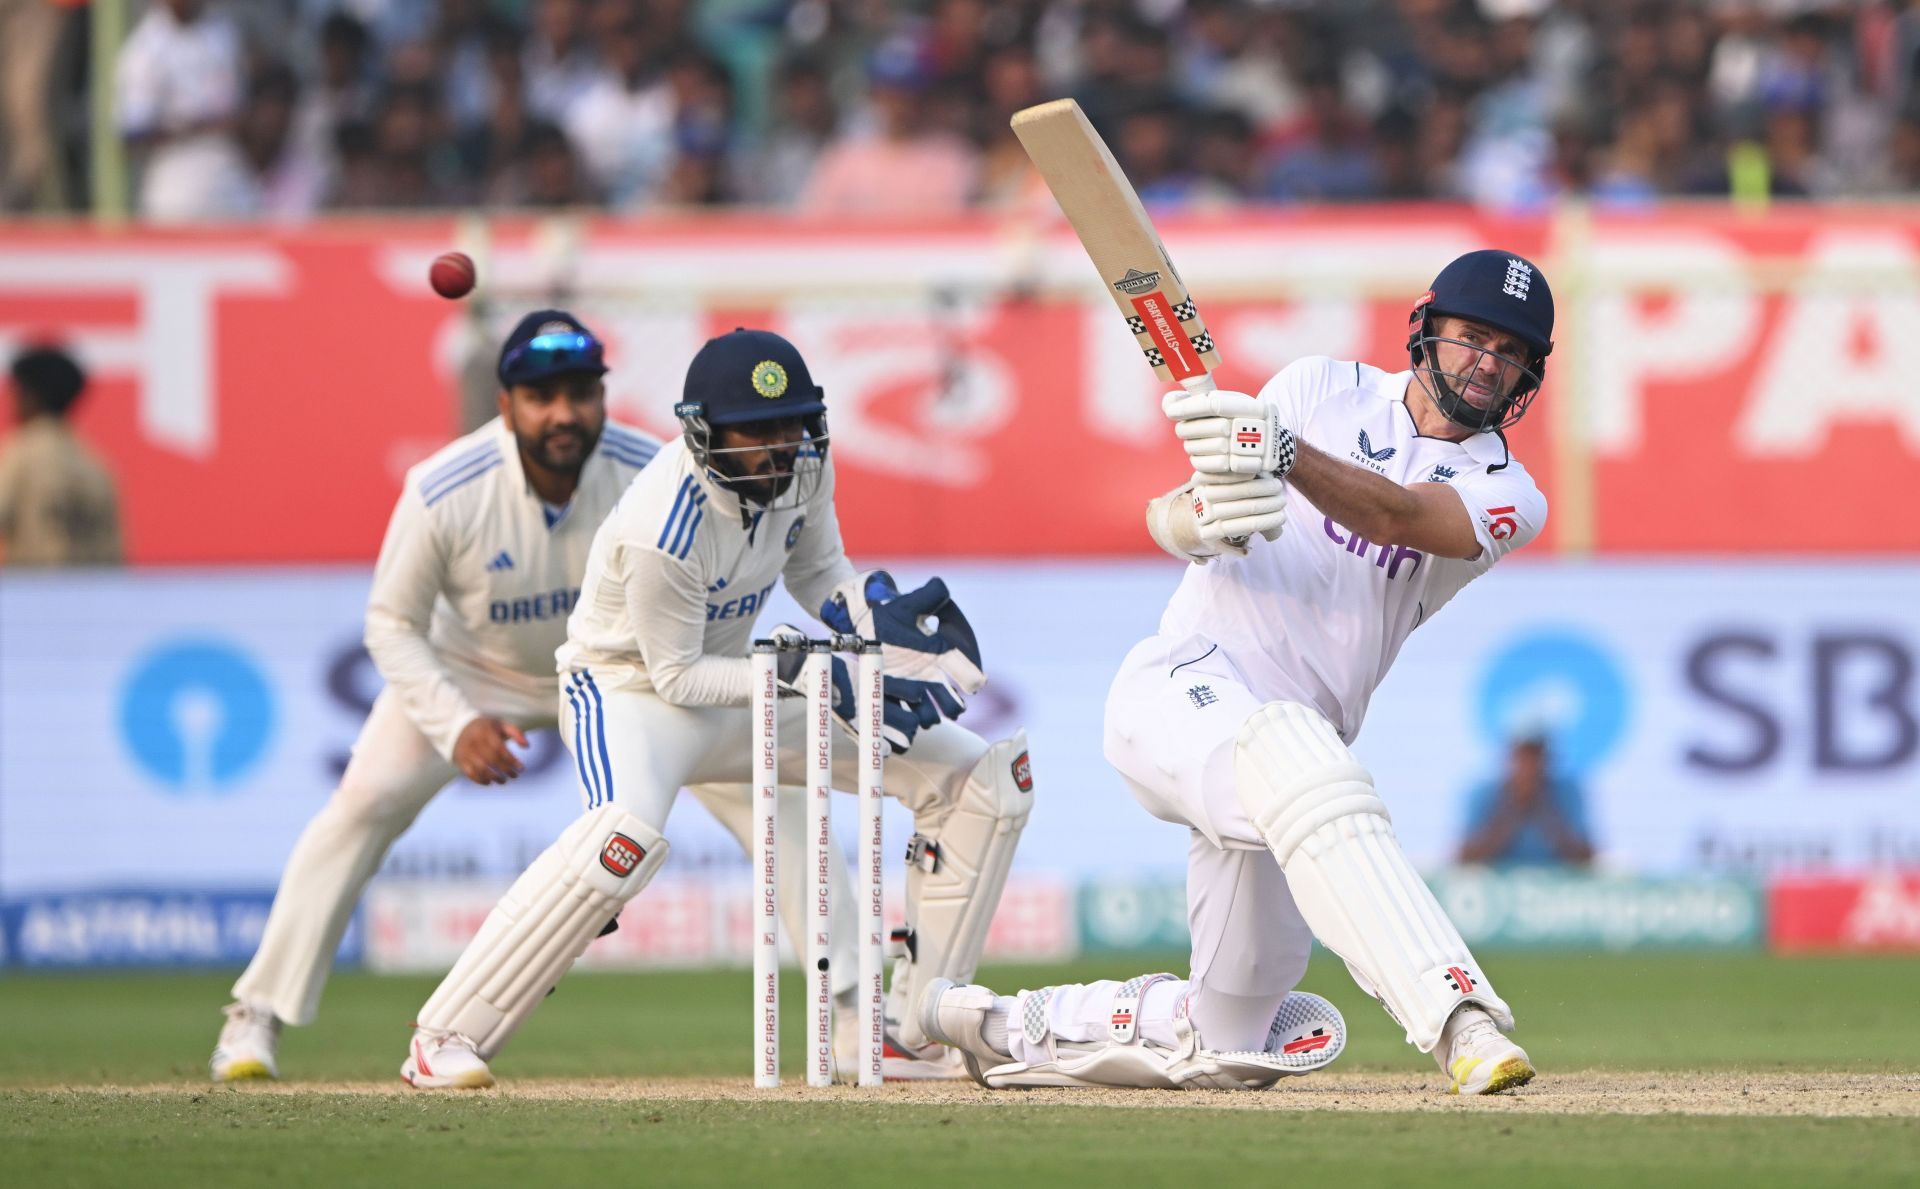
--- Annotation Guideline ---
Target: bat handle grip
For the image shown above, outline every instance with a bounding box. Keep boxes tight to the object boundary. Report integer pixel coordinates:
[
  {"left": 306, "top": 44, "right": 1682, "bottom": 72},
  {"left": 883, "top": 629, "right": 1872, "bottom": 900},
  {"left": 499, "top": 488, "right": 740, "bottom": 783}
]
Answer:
[{"left": 1179, "top": 375, "right": 1278, "bottom": 545}]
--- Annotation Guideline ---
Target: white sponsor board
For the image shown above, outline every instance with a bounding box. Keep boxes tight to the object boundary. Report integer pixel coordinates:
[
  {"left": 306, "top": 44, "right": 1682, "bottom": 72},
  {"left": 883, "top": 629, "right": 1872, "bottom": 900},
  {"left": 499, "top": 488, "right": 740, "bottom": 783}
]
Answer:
[
  {"left": 1, "top": 562, "right": 1915, "bottom": 906},
  {"left": 362, "top": 873, "right": 1074, "bottom": 972}
]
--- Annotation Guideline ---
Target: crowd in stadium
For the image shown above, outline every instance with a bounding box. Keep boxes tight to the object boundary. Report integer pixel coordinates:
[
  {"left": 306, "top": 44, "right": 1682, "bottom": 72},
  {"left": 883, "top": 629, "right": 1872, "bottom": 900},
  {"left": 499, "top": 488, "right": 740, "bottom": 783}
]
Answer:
[{"left": 3, "top": 0, "right": 1918, "bottom": 220}]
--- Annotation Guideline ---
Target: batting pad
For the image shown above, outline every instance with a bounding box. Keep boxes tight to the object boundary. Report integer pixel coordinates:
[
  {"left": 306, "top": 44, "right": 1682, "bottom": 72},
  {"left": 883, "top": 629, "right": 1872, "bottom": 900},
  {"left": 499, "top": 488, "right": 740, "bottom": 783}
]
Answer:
[
  {"left": 1234, "top": 702, "right": 1512, "bottom": 1051},
  {"left": 416, "top": 804, "right": 666, "bottom": 1058},
  {"left": 888, "top": 732, "right": 1033, "bottom": 1048}
]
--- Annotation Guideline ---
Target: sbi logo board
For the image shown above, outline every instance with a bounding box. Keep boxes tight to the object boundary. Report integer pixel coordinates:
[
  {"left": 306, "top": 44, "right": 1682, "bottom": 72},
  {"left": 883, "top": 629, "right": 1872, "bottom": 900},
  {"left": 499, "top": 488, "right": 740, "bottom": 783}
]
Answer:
[
  {"left": 1476, "top": 626, "right": 1917, "bottom": 776},
  {"left": 119, "top": 640, "right": 276, "bottom": 793}
]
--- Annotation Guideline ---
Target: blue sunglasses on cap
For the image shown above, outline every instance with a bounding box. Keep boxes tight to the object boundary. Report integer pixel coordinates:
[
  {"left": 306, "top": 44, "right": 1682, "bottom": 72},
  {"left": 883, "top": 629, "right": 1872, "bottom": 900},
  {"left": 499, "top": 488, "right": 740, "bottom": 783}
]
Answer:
[{"left": 499, "top": 331, "right": 607, "bottom": 385}]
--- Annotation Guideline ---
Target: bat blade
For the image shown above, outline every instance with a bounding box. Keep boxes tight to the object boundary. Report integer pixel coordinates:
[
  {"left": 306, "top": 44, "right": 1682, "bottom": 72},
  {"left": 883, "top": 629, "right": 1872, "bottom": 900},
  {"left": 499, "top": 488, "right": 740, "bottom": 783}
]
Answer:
[{"left": 1011, "top": 98, "right": 1222, "bottom": 387}]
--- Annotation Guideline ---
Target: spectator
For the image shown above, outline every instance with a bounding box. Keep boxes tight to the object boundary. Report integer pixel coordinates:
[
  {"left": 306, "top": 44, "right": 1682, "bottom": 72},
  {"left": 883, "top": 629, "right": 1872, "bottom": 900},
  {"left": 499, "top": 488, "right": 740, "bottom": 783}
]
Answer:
[
  {"left": 975, "top": 42, "right": 1046, "bottom": 208},
  {"left": 658, "top": 49, "right": 736, "bottom": 206},
  {"left": 0, "top": 345, "right": 123, "bottom": 567},
  {"left": 57, "top": 0, "right": 1920, "bottom": 219},
  {"left": 1457, "top": 735, "right": 1596, "bottom": 868},
  {"left": 524, "top": 0, "right": 600, "bottom": 122},
  {"left": 459, "top": 22, "right": 535, "bottom": 203},
  {"left": 1176, "top": 0, "right": 1301, "bottom": 130},
  {"left": 115, "top": 0, "right": 254, "bottom": 222},
  {"left": 1115, "top": 101, "right": 1205, "bottom": 209},
  {"left": 738, "top": 56, "right": 837, "bottom": 207},
  {"left": 1261, "top": 70, "right": 1381, "bottom": 202},
  {"left": 519, "top": 120, "right": 597, "bottom": 208},
  {"left": 0, "top": 0, "right": 72, "bottom": 210},
  {"left": 798, "top": 43, "right": 978, "bottom": 215},
  {"left": 293, "top": 10, "right": 379, "bottom": 176},
  {"left": 562, "top": 19, "right": 676, "bottom": 208},
  {"left": 366, "top": 82, "right": 461, "bottom": 208},
  {"left": 239, "top": 63, "right": 326, "bottom": 220}
]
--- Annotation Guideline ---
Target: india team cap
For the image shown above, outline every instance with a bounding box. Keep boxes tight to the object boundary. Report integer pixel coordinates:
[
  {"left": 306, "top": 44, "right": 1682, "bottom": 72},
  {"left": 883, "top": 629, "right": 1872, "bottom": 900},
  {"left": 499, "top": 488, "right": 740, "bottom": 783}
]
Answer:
[
  {"left": 497, "top": 309, "right": 609, "bottom": 386},
  {"left": 679, "top": 328, "right": 826, "bottom": 426}
]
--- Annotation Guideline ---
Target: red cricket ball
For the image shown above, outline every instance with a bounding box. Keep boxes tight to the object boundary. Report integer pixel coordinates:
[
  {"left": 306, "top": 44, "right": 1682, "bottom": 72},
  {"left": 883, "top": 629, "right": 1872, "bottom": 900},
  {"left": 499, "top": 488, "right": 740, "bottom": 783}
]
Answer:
[{"left": 429, "top": 251, "right": 476, "bottom": 299}]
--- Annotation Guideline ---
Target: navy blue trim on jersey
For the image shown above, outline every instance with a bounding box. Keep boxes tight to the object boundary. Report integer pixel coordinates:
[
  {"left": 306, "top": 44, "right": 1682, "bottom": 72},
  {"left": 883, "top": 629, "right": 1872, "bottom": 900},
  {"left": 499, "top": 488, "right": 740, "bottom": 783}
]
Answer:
[
  {"left": 583, "top": 672, "right": 615, "bottom": 804},
  {"left": 657, "top": 476, "right": 707, "bottom": 559},
  {"left": 674, "top": 498, "right": 705, "bottom": 559},
  {"left": 422, "top": 453, "right": 503, "bottom": 506},
  {"left": 565, "top": 677, "right": 600, "bottom": 806},
  {"left": 657, "top": 477, "right": 694, "bottom": 550},
  {"left": 566, "top": 672, "right": 615, "bottom": 808},
  {"left": 599, "top": 428, "right": 660, "bottom": 469},
  {"left": 600, "top": 442, "right": 658, "bottom": 469},
  {"left": 419, "top": 442, "right": 502, "bottom": 505}
]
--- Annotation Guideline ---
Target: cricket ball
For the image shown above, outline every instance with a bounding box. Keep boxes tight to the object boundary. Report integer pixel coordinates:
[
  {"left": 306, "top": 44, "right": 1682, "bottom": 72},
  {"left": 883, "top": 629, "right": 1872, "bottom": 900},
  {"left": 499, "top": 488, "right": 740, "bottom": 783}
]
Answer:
[{"left": 429, "top": 251, "right": 476, "bottom": 299}]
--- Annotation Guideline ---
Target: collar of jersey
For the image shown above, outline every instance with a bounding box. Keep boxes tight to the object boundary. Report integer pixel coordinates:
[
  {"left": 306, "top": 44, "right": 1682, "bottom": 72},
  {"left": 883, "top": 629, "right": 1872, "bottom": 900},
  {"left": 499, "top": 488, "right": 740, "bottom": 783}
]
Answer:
[{"left": 1383, "top": 369, "right": 1508, "bottom": 467}]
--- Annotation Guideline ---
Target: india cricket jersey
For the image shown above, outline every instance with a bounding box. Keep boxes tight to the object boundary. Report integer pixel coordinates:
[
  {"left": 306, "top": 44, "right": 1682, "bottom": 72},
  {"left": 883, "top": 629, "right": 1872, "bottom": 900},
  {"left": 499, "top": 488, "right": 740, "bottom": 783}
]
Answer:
[
  {"left": 558, "top": 436, "right": 856, "bottom": 706},
  {"left": 364, "top": 416, "right": 661, "bottom": 757},
  {"left": 1160, "top": 356, "right": 1547, "bottom": 742}
]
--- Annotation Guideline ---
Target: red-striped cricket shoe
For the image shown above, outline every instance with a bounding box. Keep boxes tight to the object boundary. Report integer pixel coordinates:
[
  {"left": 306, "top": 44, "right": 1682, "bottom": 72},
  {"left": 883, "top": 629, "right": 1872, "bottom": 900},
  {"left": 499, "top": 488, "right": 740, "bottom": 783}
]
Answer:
[{"left": 400, "top": 1028, "right": 495, "bottom": 1090}]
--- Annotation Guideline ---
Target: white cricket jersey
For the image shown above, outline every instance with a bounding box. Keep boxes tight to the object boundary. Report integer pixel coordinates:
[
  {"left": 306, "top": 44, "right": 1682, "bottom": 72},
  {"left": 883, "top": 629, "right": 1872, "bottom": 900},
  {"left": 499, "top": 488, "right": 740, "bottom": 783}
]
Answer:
[
  {"left": 558, "top": 436, "right": 856, "bottom": 706},
  {"left": 364, "top": 417, "right": 663, "bottom": 757},
  {"left": 1162, "top": 356, "right": 1547, "bottom": 742}
]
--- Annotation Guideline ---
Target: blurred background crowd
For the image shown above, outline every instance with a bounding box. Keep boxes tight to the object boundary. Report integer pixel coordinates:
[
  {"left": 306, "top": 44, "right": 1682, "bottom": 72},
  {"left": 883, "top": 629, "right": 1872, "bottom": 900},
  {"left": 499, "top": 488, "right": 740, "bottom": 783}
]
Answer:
[{"left": 1, "top": 0, "right": 1917, "bottom": 222}]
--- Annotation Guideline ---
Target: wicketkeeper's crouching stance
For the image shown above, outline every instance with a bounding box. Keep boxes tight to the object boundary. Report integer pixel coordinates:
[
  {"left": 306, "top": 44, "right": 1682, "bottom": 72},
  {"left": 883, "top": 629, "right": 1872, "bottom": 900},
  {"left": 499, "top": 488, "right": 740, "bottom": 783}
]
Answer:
[{"left": 401, "top": 329, "right": 1032, "bottom": 1088}]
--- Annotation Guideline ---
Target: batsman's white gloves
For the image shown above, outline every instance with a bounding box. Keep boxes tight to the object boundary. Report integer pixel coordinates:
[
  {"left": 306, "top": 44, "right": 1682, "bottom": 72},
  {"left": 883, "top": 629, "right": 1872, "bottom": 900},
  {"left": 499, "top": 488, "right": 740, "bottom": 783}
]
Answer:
[
  {"left": 1146, "top": 473, "right": 1288, "bottom": 565},
  {"left": 1162, "top": 389, "right": 1299, "bottom": 479}
]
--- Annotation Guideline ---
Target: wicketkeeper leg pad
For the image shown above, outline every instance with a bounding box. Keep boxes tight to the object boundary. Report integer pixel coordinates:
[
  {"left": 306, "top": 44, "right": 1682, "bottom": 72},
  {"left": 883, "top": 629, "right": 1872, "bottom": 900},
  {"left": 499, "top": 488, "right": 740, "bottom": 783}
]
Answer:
[
  {"left": 415, "top": 804, "right": 666, "bottom": 1058},
  {"left": 886, "top": 731, "right": 1033, "bottom": 1049},
  {"left": 1234, "top": 701, "right": 1512, "bottom": 1051}
]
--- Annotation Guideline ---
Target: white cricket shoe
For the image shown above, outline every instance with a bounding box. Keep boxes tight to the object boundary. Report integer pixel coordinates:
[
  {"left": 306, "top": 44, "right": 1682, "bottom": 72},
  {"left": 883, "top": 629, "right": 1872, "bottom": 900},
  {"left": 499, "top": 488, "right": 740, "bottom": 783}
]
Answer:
[
  {"left": 1439, "top": 1007, "right": 1535, "bottom": 1095},
  {"left": 400, "top": 1029, "right": 495, "bottom": 1090},
  {"left": 210, "top": 1002, "right": 281, "bottom": 1083},
  {"left": 917, "top": 978, "right": 1009, "bottom": 1086}
]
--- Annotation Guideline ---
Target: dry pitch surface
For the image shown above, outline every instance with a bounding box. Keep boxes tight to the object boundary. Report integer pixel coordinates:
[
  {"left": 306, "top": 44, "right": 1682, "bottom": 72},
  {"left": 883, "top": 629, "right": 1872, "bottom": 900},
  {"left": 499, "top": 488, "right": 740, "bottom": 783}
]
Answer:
[{"left": 51, "top": 1070, "right": 1920, "bottom": 1117}]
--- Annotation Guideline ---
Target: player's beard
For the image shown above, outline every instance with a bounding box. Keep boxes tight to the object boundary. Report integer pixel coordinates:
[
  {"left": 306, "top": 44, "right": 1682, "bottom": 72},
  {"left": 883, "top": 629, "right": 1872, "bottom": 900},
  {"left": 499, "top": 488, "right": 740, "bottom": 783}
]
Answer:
[
  {"left": 714, "top": 447, "right": 798, "bottom": 507},
  {"left": 523, "top": 422, "right": 601, "bottom": 476}
]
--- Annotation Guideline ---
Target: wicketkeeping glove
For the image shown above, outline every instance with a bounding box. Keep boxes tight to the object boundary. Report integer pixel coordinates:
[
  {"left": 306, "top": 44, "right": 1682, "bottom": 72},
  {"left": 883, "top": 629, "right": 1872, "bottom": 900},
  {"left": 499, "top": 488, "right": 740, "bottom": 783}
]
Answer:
[
  {"left": 821, "top": 570, "right": 985, "bottom": 697},
  {"left": 769, "top": 626, "right": 925, "bottom": 753}
]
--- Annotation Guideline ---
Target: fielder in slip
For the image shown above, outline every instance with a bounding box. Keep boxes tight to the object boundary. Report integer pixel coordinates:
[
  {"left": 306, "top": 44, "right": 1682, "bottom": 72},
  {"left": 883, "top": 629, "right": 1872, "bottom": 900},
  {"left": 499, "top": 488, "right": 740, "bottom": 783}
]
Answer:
[
  {"left": 211, "top": 311, "right": 859, "bottom": 1081},
  {"left": 924, "top": 250, "right": 1554, "bottom": 1096},
  {"left": 400, "top": 328, "right": 1033, "bottom": 1090}
]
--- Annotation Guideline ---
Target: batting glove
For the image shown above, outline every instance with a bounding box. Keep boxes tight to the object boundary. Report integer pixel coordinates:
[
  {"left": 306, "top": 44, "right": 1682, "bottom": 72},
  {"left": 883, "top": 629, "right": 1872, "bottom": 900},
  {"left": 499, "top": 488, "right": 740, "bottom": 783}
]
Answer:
[{"left": 1163, "top": 389, "right": 1298, "bottom": 479}]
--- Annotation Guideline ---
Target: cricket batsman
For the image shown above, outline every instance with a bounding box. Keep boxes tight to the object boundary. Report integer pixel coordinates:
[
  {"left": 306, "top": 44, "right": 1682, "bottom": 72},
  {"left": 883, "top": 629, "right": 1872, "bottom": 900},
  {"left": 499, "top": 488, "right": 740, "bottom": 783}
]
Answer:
[
  {"left": 399, "top": 328, "right": 1033, "bottom": 1089},
  {"left": 211, "top": 312, "right": 861, "bottom": 1080},
  {"left": 923, "top": 250, "right": 1553, "bottom": 1095}
]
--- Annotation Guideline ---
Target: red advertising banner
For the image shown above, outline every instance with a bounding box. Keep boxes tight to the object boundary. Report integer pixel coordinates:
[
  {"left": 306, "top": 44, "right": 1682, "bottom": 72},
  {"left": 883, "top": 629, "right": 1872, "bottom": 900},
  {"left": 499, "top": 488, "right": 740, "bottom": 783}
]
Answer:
[
  {"left": 1768, "top": 874, "right": 1920, "bottom": 953},
  {"left": 0, "top": 209, "right": 1914, "bottom": 563}
]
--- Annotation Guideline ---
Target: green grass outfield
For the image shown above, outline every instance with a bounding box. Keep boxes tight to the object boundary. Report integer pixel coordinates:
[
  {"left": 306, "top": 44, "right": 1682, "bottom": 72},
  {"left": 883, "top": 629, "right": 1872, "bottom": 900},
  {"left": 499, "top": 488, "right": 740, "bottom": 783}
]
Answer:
[{"left": 4, "top": 952, "right": 1918, "bottom": 1187}]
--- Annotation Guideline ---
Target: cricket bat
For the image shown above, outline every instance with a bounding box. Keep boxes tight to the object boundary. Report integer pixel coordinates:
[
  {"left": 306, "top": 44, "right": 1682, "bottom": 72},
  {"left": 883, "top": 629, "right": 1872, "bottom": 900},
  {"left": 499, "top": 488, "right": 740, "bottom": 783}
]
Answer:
[
  {"left": 1011, "top": 98, "right": 1277, "bottom": 541},
  {"left": 1010, "top": 98, "right": 1223, "bottom": 389}
]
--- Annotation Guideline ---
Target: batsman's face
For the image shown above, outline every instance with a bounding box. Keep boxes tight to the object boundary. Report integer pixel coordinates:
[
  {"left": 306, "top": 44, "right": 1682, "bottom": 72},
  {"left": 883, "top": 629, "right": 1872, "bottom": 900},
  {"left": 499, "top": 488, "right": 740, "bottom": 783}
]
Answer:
[
  {"left": 501, "top": 374, "right": 606, "bottom": 475},
  {"left": 1431, "top": 316, "right": 1527, "bottom": 410},
  {"left": 712, "top": 417, "right": 805, "bottom": 506}
]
